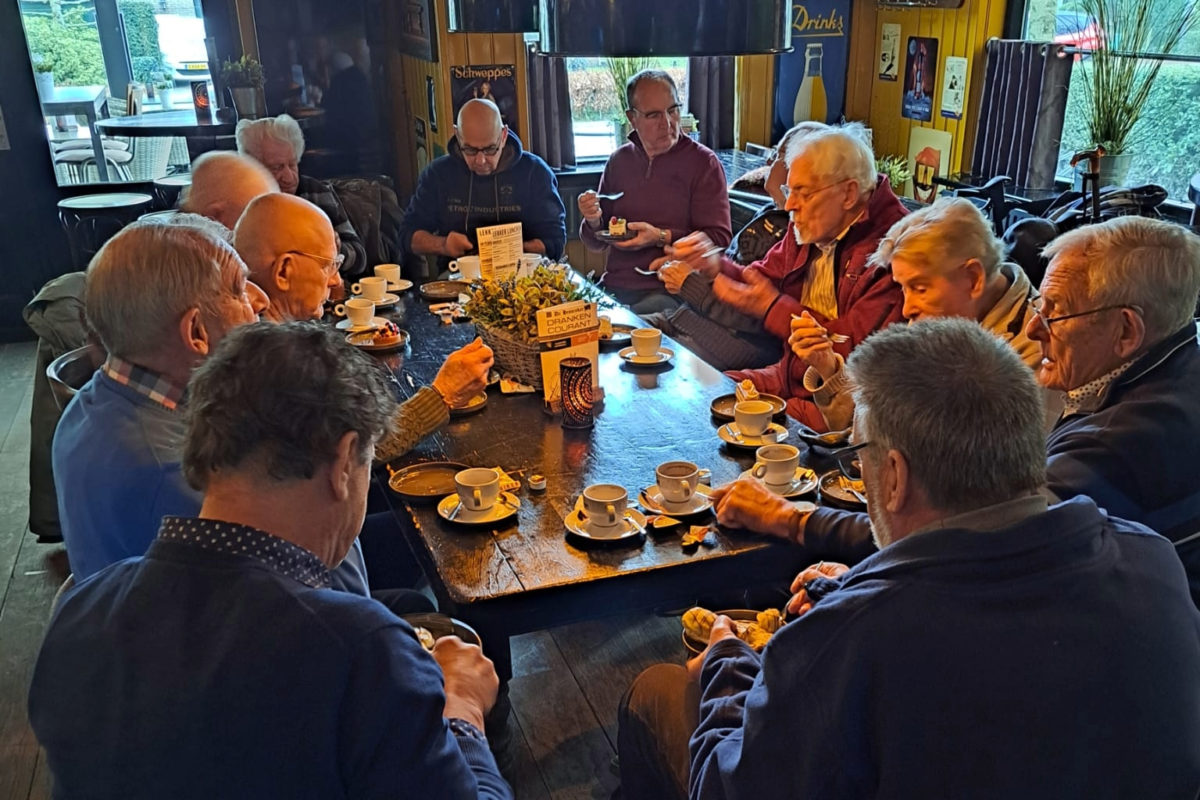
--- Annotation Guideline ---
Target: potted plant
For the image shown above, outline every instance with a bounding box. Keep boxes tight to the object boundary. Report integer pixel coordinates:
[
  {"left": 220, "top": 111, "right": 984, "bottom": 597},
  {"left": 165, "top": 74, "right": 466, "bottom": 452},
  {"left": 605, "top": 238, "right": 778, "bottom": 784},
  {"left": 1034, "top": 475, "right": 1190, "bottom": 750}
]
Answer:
[
  {"left": 1075, "top": 0, "right": 1198, "bottom": 186},
  {"left": 33, "top": 57, "right": 55, "bottom": 98},
  {"left": 155, "top": 78, "right": 175, "bottom": 110},
  {"left": 220, "top": 55, "right": 266, "bottom": 119},
  {"left": 875, "top": 154, "right": 912, "bottom": 192},
  {"left": 605, "top": 57, "right": 656, "bottom": 140}
]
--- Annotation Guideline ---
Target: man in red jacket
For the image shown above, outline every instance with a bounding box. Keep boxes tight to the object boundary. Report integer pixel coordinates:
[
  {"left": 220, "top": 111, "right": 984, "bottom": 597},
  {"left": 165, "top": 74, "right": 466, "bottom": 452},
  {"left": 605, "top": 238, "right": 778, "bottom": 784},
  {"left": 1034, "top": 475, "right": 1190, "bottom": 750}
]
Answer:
[{"left": 673, "top": 124, "right": 907, "bottom": 429}]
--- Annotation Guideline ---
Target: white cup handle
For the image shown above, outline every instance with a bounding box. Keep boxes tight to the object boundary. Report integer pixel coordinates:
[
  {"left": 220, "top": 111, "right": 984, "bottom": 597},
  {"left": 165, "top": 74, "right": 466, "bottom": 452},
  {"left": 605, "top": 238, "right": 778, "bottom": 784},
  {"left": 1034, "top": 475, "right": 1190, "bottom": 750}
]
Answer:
[
  {"left": 333, "top": 303, "right": 347, "bottom": 317},
  {"left": 350, "top": 282, "right": 363, "bottom": 295},
  {"left": 448, "top": 260, "right": 458, "bottom": 273},
  {"left": 605, "top": 503, "right": 617, "bottom": 525},
  {"left": 678, "top": 480, "right": 693, "bottom": 499},
  {"left": 751, "top": 461, "right": 768, "bottom": 480},
  {"left": 471, "top": 488, "right": 482, "bottom": 509}
]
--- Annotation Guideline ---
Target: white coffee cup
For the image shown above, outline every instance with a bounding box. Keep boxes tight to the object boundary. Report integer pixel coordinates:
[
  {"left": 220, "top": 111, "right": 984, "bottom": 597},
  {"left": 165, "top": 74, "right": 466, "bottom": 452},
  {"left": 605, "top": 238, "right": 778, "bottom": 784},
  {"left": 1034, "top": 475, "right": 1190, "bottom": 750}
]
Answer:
[
  {"left": 518, "top": 253, "right": 542, "bottom": 277},
  {"left": 450, "top": 255, "right": 482, "bottom": 280},
  {"left": 455, "top": 467, "right": 500, "bottom": 512},
  {"left": 581, "top": 483, "right": 628, "bottom": 531},
  {"left": 352, "top": 275, "right": 388, "bottom": 301},
  {"left": 751, "top": 444, "right": 800, "bottom": 486},
  {"left": 734, "top": 399, "right": 773, "bottom": 436},
  {"left": 334, "top": 297, "right": 375, "bottom": 327},
  {"left": 631, "top": 328, "right": 662, "bottom": 358},
  {"left": 656, "top": 461, "right": 699, "bottom": 505},
  {"left": 374, "top": 263, "right": 401, "bottom": 285}
]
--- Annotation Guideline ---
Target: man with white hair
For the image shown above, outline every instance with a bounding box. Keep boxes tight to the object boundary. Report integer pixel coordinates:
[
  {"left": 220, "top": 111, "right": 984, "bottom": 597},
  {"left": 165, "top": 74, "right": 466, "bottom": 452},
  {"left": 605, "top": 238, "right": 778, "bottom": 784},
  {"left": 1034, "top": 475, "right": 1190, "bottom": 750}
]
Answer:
[
  {"left": 402, "top": 98, "right": 566, "bottom": 274},
  {"left": 179, "top": 151, "right": 278, "bottom": 229},
  {"left": 236, "top": 114, "right": 368, "bottom": 278},
  {"left": 52, "top": 220, "right": 269, "bottom": 580},
  {"left": 792, "top": 196, "right": 1040, "bottom": 431},
  {"left": 618, "top": 319, "right": 1200, "bottom": 800},
  {"left": 1029, "top": 215, "right": 1200, "bottom": 604},
  {"left": 673, "top": 124, "right": 906, "bottom": 428}
]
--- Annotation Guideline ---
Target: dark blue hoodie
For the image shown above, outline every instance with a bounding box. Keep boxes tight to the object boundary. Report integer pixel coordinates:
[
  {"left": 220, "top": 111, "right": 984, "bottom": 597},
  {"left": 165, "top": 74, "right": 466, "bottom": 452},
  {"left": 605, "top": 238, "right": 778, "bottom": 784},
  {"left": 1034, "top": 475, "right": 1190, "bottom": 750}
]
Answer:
[{"left": 400, "top": 131, "right": 566, "bottom": 271}]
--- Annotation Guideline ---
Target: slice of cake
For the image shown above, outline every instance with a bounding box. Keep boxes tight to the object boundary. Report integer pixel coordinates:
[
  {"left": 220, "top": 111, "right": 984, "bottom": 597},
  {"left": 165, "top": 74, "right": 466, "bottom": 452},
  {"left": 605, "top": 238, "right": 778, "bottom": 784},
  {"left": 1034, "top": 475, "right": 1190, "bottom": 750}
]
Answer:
[
  {"left": 608, "top": 216, "right": 627, "bottom": 237},
  {"left": 372, "top": 321, "right": 404, "bottom": 347}
]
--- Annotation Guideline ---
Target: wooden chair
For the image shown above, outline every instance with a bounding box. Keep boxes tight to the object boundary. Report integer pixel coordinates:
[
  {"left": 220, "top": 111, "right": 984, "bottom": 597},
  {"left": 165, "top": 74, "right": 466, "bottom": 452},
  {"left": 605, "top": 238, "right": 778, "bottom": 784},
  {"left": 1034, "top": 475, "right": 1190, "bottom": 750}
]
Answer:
[{"left": 45, "top": 343, "right": 105, "bottom": 411}]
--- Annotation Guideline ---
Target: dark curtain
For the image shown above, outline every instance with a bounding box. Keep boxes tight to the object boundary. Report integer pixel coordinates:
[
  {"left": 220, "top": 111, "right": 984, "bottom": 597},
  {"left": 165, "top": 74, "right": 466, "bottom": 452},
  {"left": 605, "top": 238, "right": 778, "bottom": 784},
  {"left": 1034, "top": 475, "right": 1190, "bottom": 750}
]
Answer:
[
  {"left": 526, "top": 48, "right": 576, "bottom": 169},
  {"left": 687, "top": 56, "right": 736, "bottom": 151},
  {"left": 971, "top": 40, "right": 1073, "bottom": 191}
]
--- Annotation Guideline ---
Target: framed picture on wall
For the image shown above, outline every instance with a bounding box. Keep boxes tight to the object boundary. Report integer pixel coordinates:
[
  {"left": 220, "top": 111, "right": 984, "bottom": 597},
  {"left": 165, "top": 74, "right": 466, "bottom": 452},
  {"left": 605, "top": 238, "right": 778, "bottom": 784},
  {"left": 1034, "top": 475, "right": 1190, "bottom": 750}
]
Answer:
[{"left": 398, "top": 0, "right": 438, "bottom": 62}]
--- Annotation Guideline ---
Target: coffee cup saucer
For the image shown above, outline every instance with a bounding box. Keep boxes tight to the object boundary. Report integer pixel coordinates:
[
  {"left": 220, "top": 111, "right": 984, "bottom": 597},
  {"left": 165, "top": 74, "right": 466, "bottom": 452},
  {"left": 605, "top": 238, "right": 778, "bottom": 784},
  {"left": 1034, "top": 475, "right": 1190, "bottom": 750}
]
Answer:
[
  {"left": 738, "top": 467, "right": 819, "bottom": 498},
  {"left": 565, "top": 497, "right": 646, "bottom": 542},
  {"left": 437, "top": 492, "right": 519, "bottom": 526},
  {"left": 389, "top": 279, "right": 414, "bottom": 293},
  {"left": 639, "top": 484, "right": 714, "bottom": 516},
  {"left": 336, "top": 315, "right": 389, "bottom": 332},
  {"left": 718, "top": 422, "right": 788, "bottom": 448},
  {"left": 618, "top": 346, "right": 674, "bottom": 366},
  {"left": 356, "top": 292, "right": 399, "bottom": 308}
]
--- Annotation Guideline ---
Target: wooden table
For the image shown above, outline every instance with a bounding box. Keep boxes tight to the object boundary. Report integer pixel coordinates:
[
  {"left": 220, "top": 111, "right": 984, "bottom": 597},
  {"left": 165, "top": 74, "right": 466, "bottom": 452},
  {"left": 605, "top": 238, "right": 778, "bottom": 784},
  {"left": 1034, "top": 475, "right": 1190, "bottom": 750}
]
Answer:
[
  {"left": 41, "top": 85, "right": 111, "bottom": 181},
  {"left": 371, "top": 281, "right": 818, "bottom": 678}
]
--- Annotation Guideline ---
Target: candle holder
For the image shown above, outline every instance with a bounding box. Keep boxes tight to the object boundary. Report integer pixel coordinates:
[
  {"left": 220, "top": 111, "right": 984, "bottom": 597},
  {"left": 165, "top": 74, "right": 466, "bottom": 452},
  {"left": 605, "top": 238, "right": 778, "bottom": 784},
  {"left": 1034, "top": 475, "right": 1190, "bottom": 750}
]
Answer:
[{"left": 560, "top": 357, "right": 594, "bottom": 429}]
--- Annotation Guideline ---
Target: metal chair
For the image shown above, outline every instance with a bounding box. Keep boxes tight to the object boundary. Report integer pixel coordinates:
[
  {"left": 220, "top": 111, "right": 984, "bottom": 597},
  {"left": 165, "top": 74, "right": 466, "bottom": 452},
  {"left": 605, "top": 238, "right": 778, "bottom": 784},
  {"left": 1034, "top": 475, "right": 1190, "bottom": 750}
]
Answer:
[{"left": 45, "top": 343, "right": 105, "bottom": 411}]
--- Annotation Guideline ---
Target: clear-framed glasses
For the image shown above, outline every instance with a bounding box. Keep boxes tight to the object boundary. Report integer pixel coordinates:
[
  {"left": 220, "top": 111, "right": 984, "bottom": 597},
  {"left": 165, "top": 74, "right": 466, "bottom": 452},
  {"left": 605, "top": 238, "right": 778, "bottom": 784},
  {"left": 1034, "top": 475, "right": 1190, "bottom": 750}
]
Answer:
[
  {"left": 631, "top": 103, "right": 682, "bottom": 123},
  {"left": 460, "top": 141, "right": 502, "bottom": 157},
  {"left": 829, "top": 440, "right": 872, "bottom": 482},
  {"left": 288, "top": 250, "right": 345, "bottom": 277},
  {"left": 780, "top": 178, "right": 851, "bottom": 203},
  {"left": 1028, "top": 296, "right": 1142, "bottom": 336}
]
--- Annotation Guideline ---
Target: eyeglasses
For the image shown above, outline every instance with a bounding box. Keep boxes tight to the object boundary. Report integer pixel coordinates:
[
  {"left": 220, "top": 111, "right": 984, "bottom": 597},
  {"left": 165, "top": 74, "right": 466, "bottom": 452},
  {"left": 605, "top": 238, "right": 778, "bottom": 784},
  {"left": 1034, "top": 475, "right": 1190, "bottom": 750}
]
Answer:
[
  {"left": 630, "top": 103, "right": 682, "bottom": 123},
  {"left": 460, "top": 141, "right": 502, "bottom": 157},
  {"left": 780, "top": 178, "right": 851, "bottom": 203},
  {"left": 287, "top": 250, "right": 345, "bottom": 277},
  {"left": 1028, "top": 296, "right": 1142, "bottom": 336},
  {"left": 829, "top": 440, "right": 872, "bottom": 482}
]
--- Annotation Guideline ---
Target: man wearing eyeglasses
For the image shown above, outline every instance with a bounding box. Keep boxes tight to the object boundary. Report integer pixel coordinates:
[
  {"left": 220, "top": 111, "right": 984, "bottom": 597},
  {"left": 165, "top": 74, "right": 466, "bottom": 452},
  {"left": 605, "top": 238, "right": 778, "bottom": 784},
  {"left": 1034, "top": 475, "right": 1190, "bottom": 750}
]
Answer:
[
  {"left": 402, "top": 98, "right": 566, "bottom": 274},
  {"left": 578, "top": 69, "right": 732, "bottom": 314}
]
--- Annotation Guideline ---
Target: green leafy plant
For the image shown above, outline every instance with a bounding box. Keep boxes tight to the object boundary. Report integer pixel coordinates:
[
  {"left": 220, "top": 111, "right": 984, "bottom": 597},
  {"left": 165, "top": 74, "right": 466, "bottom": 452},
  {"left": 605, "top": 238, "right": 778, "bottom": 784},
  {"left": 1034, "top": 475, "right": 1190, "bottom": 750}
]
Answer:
[
  {"left": 221, "top": 55, "right": 265, "bottom": 88},
  {"left": 118, "top": 0, "right": 168, "bottom": 82},
  {"left": 875, "top": 154, "right": 912, "bottom": 190},
  {"left": 23, "top": 9, "right": 106, "bottom": 86},
  {"left": 34, "top": 58, "right": 54, "bottom": 74},
  {"left": 465, "top": 266, "right": 607, "bottom": 343},
  {"left": 1077, "top": 0, "right": 1199, "bottom": 154}
]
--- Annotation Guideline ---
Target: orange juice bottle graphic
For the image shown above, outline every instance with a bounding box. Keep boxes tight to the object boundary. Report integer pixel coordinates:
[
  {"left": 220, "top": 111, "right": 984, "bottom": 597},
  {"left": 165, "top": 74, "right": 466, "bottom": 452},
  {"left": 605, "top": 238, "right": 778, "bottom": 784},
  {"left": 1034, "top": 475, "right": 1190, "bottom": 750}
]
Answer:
[{"left": 793, "top": 43, "right": 828, "bottom": 124}]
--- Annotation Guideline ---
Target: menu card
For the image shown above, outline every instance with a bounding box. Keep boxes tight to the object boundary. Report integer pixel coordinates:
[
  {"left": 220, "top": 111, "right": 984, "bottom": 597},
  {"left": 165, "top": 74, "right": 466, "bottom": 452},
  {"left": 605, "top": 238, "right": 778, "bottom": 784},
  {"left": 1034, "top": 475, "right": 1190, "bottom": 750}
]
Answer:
[
  {"left": 476, "top": 222, "right": 522, "bottom": 282},
  {"left": 535, "top": 300, "right": 599, "bottom": 407}
]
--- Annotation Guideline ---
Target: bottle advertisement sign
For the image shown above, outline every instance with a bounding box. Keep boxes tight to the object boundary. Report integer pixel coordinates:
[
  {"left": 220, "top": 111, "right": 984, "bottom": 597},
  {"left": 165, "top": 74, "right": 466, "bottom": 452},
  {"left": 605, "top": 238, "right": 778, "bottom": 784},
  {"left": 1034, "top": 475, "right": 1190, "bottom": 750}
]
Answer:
[{"left": 773, "top": 0, "right": 854, "bottom": 141}]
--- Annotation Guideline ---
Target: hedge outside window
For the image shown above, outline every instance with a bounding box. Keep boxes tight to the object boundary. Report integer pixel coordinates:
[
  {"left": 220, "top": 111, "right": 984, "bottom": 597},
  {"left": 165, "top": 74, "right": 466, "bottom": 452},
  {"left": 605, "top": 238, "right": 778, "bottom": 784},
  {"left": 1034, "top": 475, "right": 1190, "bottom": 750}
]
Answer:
[{"left": 564, "top": 57, "right": 689, "bottom": 160}]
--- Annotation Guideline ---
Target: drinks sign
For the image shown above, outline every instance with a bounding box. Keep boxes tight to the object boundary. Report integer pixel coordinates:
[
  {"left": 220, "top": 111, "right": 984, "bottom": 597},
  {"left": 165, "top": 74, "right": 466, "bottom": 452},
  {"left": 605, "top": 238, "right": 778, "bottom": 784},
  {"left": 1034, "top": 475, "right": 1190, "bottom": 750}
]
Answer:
[{"left": 773, "top": 0, "right": 853, "bottom": 141}]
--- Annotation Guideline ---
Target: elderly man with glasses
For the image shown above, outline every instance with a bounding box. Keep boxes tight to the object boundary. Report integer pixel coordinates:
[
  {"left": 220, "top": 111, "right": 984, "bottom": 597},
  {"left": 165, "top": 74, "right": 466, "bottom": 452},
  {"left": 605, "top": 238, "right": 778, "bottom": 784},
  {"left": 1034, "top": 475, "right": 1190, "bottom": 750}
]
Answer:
[
  {"left": 401, "top": 98, "right": 566, "bottom": 275},
  {"left": 618, "top": 318, "right": 1200, "bottom": 800},
  {"left": 577, "top": 69, "right": 732, "bottom": 314}
]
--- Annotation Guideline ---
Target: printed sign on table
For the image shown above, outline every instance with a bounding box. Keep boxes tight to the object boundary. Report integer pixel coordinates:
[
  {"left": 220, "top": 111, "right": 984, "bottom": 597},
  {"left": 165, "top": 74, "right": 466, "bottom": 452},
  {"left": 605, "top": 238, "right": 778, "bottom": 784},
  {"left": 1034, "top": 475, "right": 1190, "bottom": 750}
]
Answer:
[
  {"left": 476, "top": 221, "right": 522, "bottom": 282},
  {"left": 901, "top": 36, "right": 939, "bottom": 122},
  {"left": 536, "top": 300, "right": 600, "bottom": 405}
]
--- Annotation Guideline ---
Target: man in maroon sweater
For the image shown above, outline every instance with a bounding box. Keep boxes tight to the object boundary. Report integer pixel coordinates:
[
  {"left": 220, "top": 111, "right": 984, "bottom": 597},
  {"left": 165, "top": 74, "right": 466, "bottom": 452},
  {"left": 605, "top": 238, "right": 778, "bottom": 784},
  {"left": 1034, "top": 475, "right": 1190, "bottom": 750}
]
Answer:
[
  {"left": 578, "top": 70, "right": 731, "bottom": 314},
  {"left": 673, "top": 125, "right": 907, "bottom": 429}
]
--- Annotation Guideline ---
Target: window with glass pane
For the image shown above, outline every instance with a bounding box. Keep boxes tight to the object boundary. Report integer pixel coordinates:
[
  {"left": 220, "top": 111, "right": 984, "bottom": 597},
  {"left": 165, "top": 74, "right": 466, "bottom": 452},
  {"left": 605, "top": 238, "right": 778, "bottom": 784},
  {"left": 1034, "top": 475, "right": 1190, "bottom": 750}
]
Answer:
[
  {"left": 1023, "top": 0, "right": 1200, "bottom": 204},
  {"left": 565, "top": 57, "right": 689, "bottom": 160},
  {"left": 20, "top": 0, "right": 210, "bottom": 186}
]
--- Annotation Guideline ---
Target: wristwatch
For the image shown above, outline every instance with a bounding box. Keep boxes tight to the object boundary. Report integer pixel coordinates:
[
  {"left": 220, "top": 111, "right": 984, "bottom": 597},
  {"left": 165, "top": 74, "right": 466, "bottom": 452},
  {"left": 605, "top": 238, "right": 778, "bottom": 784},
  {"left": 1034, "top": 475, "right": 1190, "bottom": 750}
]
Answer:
[
  {"left": 657, "top": 228, "right": 669, "bottom": 247},
  {"left": 447, "top": 717, "right": 487, "bottom": 743}
]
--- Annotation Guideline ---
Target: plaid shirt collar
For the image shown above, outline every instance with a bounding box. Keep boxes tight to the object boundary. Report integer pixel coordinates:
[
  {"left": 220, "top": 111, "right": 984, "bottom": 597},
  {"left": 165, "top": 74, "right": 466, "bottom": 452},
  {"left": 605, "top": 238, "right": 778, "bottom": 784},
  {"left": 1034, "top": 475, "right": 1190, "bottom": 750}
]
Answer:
[{"left": 102, "top": 355, "right": 187, "bottom": 410}]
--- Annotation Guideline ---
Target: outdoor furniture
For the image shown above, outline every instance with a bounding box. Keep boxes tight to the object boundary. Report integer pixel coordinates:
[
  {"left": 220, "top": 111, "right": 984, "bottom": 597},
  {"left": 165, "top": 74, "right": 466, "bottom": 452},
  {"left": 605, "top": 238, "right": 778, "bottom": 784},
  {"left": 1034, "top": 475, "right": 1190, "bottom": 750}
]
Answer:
[
  {"left": 153, "top": 174, "right": 192, "bottom": 210},
  {"left": 40, "top": 85, "right": 112, "bottom": 181},
  {"left": 58, "top": 192, "right": 153, "bottom": 269}
]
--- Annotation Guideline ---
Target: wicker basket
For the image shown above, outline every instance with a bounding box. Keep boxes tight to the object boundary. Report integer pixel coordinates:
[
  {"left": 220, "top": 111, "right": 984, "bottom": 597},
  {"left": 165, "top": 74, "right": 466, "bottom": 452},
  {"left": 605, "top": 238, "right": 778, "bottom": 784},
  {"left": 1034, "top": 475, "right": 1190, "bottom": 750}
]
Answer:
[{"left": 476, "top": 323, "right": 544, "bottom": 389}]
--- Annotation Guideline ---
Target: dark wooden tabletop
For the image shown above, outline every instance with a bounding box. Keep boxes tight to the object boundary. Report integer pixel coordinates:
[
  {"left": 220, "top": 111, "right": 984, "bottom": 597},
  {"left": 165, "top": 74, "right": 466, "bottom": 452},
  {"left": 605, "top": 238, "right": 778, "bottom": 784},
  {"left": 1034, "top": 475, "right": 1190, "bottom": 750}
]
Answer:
[
  {"left": 95, "top": 109, "right": 321, "bottom": 138},
  {"left": 367, "top": 276, "right": 821, "bottom": 670}
]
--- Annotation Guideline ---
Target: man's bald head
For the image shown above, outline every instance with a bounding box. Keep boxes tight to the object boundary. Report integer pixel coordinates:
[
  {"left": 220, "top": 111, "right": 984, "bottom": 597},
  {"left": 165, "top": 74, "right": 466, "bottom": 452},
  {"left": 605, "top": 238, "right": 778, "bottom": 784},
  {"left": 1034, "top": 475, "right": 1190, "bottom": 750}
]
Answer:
[
  {"left": 454, "top": 99, "right": 507, "bottom": 176},
  {"left": 232, "top": 193, "right": 338, "bottom": 321},
  {"left": 182, "top": 152, "right": 278, "bottom": 229}
]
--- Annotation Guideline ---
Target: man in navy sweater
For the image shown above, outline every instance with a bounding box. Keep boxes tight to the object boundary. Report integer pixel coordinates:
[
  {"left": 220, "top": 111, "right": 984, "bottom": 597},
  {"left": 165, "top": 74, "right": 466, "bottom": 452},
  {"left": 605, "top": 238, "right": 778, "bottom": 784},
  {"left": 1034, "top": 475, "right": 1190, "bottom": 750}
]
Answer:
[
  {"left": 402, "top": 98, "right": 566, "bottom": 274},
  {"left": 30, "top": 322, "right": 512, "bottom": 799},
  {"left": 619, "top": 318, "right": 1200, "bottom": 799}
]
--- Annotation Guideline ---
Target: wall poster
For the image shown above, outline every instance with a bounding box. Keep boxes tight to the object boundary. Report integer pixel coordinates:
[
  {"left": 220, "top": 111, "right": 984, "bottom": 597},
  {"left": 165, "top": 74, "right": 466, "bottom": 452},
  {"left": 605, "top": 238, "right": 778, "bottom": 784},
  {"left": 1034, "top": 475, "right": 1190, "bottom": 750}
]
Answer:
[
  {"left": 450, "top": 64, "right": 519, "bottom": 138},
  {"left": 901, "top": 36, "right": 939, "bottom": 122},
  {"left": 397, "top": 0, "right": 438, "bottom": 62},
  {"left": 414, "top": 117, "right": 429, "bottom": 172},
  {"left": 941, "top": 56, "right": 968, "bottom": 120},
  {"left": 879, "top": 23, "right": 900, "bottom": 81},
  {"left": 905, "top": 126, "right": 953, "bottom": 204},
  {"left": 772, "top": 0, "right": 854, "bottom": 142}
]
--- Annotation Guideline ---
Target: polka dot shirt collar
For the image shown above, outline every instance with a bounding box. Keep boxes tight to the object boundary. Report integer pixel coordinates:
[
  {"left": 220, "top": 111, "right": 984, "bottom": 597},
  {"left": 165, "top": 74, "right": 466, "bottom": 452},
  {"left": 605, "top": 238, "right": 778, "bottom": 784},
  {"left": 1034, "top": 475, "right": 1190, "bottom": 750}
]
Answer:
[
  {"left": 158, "top": 517, "right": 333, "bottom": 589},
  {"left": 1063, "top": 359, "right": 1134, "bottom": 418}
]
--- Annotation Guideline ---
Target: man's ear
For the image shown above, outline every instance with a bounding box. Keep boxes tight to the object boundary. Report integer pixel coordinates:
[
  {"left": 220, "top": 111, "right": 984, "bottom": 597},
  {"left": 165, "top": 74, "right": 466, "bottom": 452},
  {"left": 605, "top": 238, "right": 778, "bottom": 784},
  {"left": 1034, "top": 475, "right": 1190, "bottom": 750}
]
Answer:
[
  {"left": 1115, "top": 307, "right": 1146, "bottom": 360},
  {"left": 328, "top": 430, "right": 359, "bottom": 502},
  {"left": 178, "top": 307, "right": 209, "bottom": 357},
  {"left": 273, "top": 253, "right": 294, "bottom": 292},
  {"left": 962, "top": 258, "right": 987, "bottom": 299},
  {"left": 882, "top": 448, "right": 911, "bottom": 514}
]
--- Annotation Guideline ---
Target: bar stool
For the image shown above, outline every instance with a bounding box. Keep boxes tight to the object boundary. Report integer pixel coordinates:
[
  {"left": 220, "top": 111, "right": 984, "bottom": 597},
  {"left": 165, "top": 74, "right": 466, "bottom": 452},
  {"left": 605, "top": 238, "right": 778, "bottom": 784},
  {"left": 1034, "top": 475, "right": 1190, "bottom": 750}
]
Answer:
[
  {"left": 153, "top": 174, "right": 192, "bottom": 210},
  {"left": 58, "top": 192, "right": 153, "bottom": 269}
]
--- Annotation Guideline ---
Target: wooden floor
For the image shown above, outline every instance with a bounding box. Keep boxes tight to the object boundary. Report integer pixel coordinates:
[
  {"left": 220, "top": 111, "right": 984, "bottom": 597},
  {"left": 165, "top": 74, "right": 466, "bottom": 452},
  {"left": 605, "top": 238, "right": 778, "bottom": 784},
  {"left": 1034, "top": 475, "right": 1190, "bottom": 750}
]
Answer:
[{"left": 0, "top": 340, "right": 686, "bottom": 800}]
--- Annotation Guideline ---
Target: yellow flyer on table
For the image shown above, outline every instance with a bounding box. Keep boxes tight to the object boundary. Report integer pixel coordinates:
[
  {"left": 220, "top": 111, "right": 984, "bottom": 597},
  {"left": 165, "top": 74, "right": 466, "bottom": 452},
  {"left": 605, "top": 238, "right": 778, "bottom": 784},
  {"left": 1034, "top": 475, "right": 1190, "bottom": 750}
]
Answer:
[
  {"left": 536, "top": 300, "right": 599, "bottom": 405},
  {"left": 476, "top": 222, "right": 522, "bottom": 282}
]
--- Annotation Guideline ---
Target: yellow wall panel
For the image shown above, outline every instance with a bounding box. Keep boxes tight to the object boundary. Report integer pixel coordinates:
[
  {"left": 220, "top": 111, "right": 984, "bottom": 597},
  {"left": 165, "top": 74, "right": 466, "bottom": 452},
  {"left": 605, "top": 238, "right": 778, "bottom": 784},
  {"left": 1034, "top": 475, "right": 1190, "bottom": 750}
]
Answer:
[{"left": 736, "top": 55, "right": 776, "bottom": 149}]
